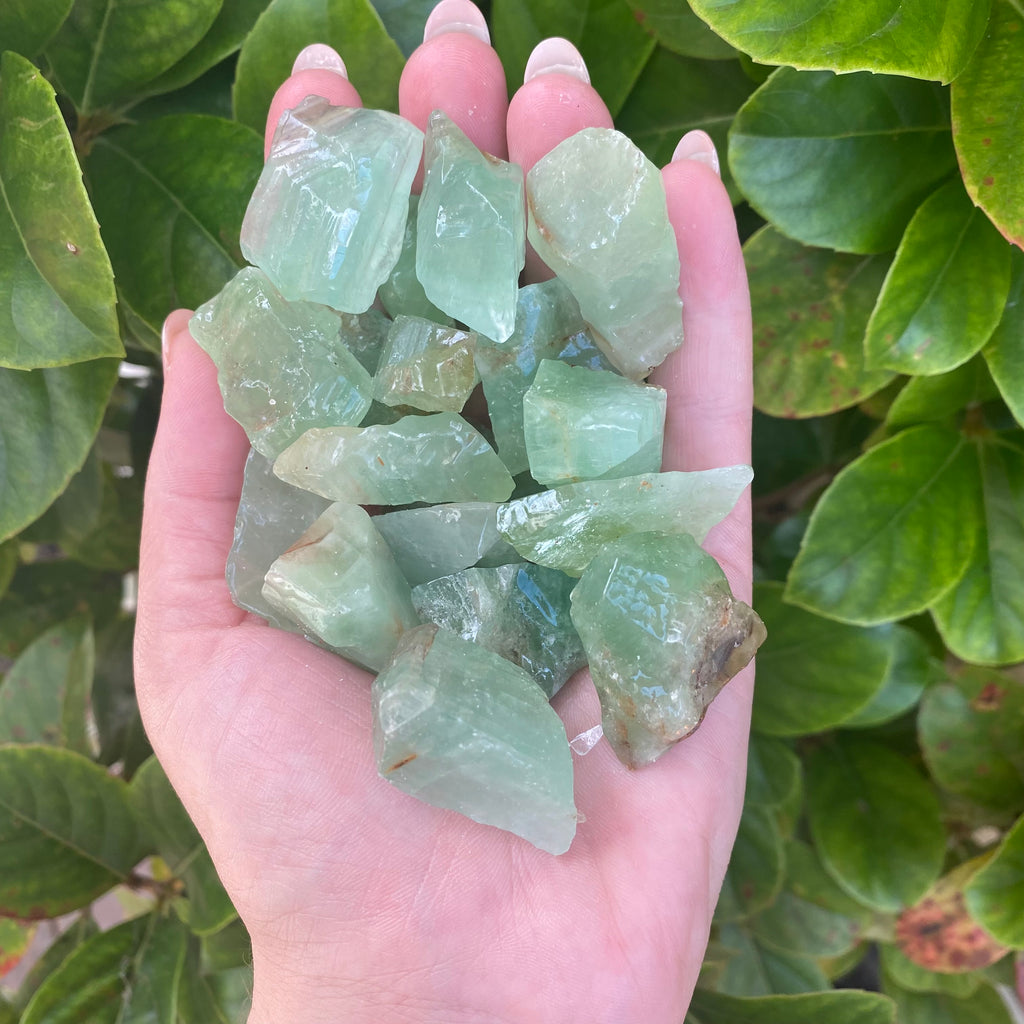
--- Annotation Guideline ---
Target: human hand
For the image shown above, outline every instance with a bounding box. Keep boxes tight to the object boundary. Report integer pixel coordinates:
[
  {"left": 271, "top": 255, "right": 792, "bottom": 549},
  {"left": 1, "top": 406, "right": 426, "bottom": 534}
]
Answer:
[{"left": 134, "top": 2, "right": 754, "bottom": 1020}]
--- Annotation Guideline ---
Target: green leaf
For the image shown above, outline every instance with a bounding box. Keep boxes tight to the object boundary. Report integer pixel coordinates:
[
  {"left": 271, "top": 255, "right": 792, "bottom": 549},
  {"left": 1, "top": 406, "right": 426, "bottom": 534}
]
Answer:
[
  {"left": 0, "top": 52, "right": 120, "bottom": 370},
  {"left": 729, "top": 69, "right": 956, "bottom": 254},
  {"left": 785, "top": 425, "right": 982, "bottom": 624},
  {"left": 45, "top": 0, "right": 222, "bottom": 114},
  {"left": 887, "top": 356, "right": 998, "bottom": 430},
  {"left": 691, "top": 986, "right": 896, "bottom": 1022},
  {"left": 864, "top": 181, "right": 1012, "bottom": 375},
  {"left": 0, "top": 0, "right": 73, "bottom": 58},
  {"left": 233, "top": 0, "right": 405, "bottom": 130},
  {"left": 985, "top": 249, "right": 1024, "bottom": 427},
  {"left": 627, "top": 0, "right": 737, "bottom": 59},
  {"left": 84, "top": 115, "right": 261, "bottom": 335},
  {"left": 713, "top": 803, "right": 784, "bottom": 923},
  {"left": 616, "top": 47, "right": 754, "bottom": 199},
  {"left": 0, "top": 997, "right": 15, "bottom": 1024},
  {"left": 177, "top": 940, "right": 230, "bottom": 1024},
  {"left": 918, "top": 666, "right": 1024, "bottom": 812},
  {"left": 715, "top": 923, "right": 830, "bottom": 996},
  {"left": 492, "top": 0, "right": 656, "bottom": 118},
  {"left": 688, "top": 0, "right": 989, "bottom": 82},
  {"left": 0, "top": 745, "right": 147, "bottom": 918},
  {"left": 746, "top": 227, "right": 894, "bottom": 417},
  {"left": 0, "top": 916, "right": 35, "bottom": 976},
  {"left": 839, "top": 626, "right": 932, "bottom": 729},
  {"left": 930, "top": 439, "right": 1024, "bottom": 664},
  {"left": 92, "top": 616, "right": 151, "bottom": 777},
  {"left": 0, "top": 542, "right": 17, "bottom": 600},
  {"left": 883, "top": 978, "right": 1014, "bottom": 1024},
  {"left": 371, "top": 0, "right": 437, "bottom": 56},
  {"left": 199, "top": 917, "right": 251, "bottom": 972},
  {"left": 951, "top": 0, "right": 1024, "bottom": 248},
  {"left": 752, "top": 582, "right": 895, "bottom": 736},
  {"left": 880, "top": 943, "right": 981, "bottom": 998},
  {"left": 10, "top": 915, "right": 97, "bottom": 1012},
  {"left": 130, "top": 757, "right": 237, "bottom": 936},
  {"left": 745, "top": 733, "right": 802, "bottom": 812},
  {"left": 965, "top": 814, "right": 1024, "bottom": 948}
]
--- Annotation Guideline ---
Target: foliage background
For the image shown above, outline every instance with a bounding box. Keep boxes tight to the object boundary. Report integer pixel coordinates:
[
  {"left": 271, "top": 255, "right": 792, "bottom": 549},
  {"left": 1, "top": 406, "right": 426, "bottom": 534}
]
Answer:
[{"left": 1, "top": 0, "right": 1023, "bottom": 1020}]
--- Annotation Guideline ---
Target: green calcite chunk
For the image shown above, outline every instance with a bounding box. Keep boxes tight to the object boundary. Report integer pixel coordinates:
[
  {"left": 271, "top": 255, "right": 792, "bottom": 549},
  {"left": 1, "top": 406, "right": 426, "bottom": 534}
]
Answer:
[
  {"left": 339, "top": 308, "right": 391, "bottom": 376},
  {"left": 373, "top": 624, "right": 577, "bottom": 853},
  {"left": 416, "top": 110, "right": 525, "bottom": 342},
  {"left": 262, "top": 503, "right": 418, "bottom": 671},
  {"left": 412, "top": 564, "right": 585, "bottom": 699},
  {"left": 523, "top": 360, "right": 666, "bottom": 485},
  {"left": 274, "top": 414, "right": 515, "bottom": 504},
  {"left": 570, "top": 532, "right": 766, "bottom": 768},
  {"left": 526, "top": 128, "right": 683, "bottom": 378},
  {"left": 190, "top": 267, "right": 372, "bottom": 458},
  {"left": 372, "top": 315, "right": 478, "bottom": 412},
  {"left": 226, "top": 449, "right": 330, "bottom": 629},
  {"left": 475, "top": 278, "right": 615, "bottom": 475},
  {"left": 496, "top": 467, "right": 753, "bottom": 576},
  {"left": 240, "top": 97, "right": 422, "bottom": 313}
]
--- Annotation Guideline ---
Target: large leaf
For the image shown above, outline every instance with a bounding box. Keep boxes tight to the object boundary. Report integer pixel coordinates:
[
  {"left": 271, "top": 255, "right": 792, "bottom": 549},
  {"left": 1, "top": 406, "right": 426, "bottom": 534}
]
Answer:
[
  {"left": 0, "top": 52, "right": 120, "bottom": 370},
  {"left": 887, "top": 355, "right": 998, "bottom": 430},
  {"left": 785, "top": 425, "right": 982, "bottom": 624},
  {"left": 930, "top": 439, "right": 1024, "bottom": 664},
  {"left": 965, "top": 814, "right": 1024, "bottom": 948},
  {"left": 0, "top": 746, "right": 146, "bottom": 918},
  {"left": 713, "top": 803, "right": 784, "bottom": 923},
  {"left": 840, "top": 625, "right": 932, "bottom": 729},
  {"left": 0, "top": 0, "right": 73, "bottom": 58},
  {"left": 883, "top": 978, "right": 1014, "bottom": 1024},
  {"left": 985, "top": 249, "right": 1024, "bottom": 427},
  {"left": 371, "top": 0, "right": 437, "bottom": 56},
  {"left": 745, "top": 734, "right": 801, "bottom": 812},
  {"left": 951, "top": 0, "right": 1024, "bottom": 248},
  {"left": 806, "top": 735, "right": 945, "bottom": 912},
  {"left": 689, "top": 988, "right": 896, "bottom": 1024},
  {"left": 9, "top": 915, "right": 97, "bottom": 1013},
  {"left": 715, "top": 923, "right": 830, "bottom": 996},
  {"left": 746, "top": 227, "right": 893, "bottom": 417},
  {"left": 880, "top": 943, "right": 980, "bottom": 998},
  {"left": 45, "top": 0, "right": 222, "bottom": 114},
  {"left": 864, "top": 180, "right": 1012, "bottom": 375},
  {"left": 233, "top": 0, "right": 405, "bottom": 130},
  {"left": 752, "top": 582, "right": 895, "bottom": 736},
  {"left": 729, "top": 69, "right": 956, "bottom": 254},
  {"left": 84, "top": 115, "right": 261, "bottom": 333},
  {"left": 92, "top": 616, "right": 151, "bottom": 776},
  {"left": 627, "top": 0, "right": 737, "bottom": 59}
]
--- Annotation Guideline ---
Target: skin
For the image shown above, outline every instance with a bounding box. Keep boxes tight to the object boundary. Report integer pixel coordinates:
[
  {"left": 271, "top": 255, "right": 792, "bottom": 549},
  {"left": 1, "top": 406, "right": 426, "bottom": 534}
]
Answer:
[{"left": 134, "top": 18, "right": 754, "bottom": 1024}]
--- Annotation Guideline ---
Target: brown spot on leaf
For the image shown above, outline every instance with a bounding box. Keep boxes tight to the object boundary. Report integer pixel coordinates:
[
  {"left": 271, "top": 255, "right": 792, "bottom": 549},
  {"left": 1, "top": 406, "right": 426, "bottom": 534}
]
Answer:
[
  {"left": 972, "top": 682, "right": 1005, "bottom": 711},
  {"left": 984, "top": 176, "right": 995, "bottom": 187},
  {"left": 983, "top": 138, "right": 992, "bottom": 146}
]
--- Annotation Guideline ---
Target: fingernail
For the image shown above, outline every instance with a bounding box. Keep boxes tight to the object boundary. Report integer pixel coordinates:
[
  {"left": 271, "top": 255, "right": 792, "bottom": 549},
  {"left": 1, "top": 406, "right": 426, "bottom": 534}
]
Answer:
[
  {"left": 292, "top": 43, "right": 348, "bottom": 77},
  {"left": 524, "top": 37, "right": 590, "bottom": 85},
  {"left": 161, "top": 316, "right": 177, "bottom": 369},
  {"left": 672, "top": 130, "right": 720, "bottom": 175},
  {"left": 423, "top": 0, "right": 490, "bottom": 45}
]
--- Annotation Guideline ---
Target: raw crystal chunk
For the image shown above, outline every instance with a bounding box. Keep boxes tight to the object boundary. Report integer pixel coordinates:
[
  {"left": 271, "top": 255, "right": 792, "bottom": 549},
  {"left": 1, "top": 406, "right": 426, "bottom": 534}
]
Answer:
[
  {"left": 262, "top": 503, "right": 418, "bottom": 671},
  {"left": 373, "top": 315, "right": 478, "bottom": 412},
  {"left": 190, "top": 267, "right": 372, "bottom": 458},
  {"left": 274, "top": 414, "right": 515, "bottom": 504},
  {"left": 373, "top": 624, "right": 577, "bottom": 853},
  {"left": 226, "top": 449, "right": 330, "bottom": 629},
  {"left": 475, "top": 278, "right": 614, "bottom": 475},
  {"left": 522, "top": 360, "right": 666, "bottom": 485},
  {"left": 496, "top": 467, "right": 753, "bottom": 576},
  {"left": 526, "top": 128, "right": 683, "bottom": 378},
  {"left": 339, "top": 308, "right": 391, "bottom": 376},
  {"left": 240, "top": 97, "right": 422, "bottom": 313},
  {"left": 416, "top": 110, "right": 525, "bottom": 342},
  {"left": 412, "top": 564, "right": 585, "bottom": 698},
  {"left": 570, "top": 532, "right": 766, "bottom": 768}
]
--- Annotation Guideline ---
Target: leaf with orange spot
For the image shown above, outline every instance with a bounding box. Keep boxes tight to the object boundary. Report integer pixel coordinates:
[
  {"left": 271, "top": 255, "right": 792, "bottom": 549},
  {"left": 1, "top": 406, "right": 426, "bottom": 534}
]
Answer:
[{"left": 0, "top": 916, "right": 35, "bottom": 977}]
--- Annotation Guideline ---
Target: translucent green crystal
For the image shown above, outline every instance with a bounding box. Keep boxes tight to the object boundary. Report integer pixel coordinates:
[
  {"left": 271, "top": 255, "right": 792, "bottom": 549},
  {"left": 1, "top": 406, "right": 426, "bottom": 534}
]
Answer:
[
  {"left": 240, "top": 97, "right": 422, "bottom": 313},
  {"left": 373, "top": 624, "right": 577, "bottom": 853},
  {"left": 226, "top": 449, "right": 330, "bottom": 629},
  {"left": 416, "top": 110, "right": 525, "bottom": 342},
  {"left": 522, "top": 360, "right": 666, "bottom": 485},
  {"left": 274, "top": 414, "right": 515, "bottom": 504},
  {"left": 496, "top": 467, "right": 753, "bottom": 576},
  {"left": 526, "top": 128, "right": 683, "bottom": 378},
  {"left": 339, "top": 308, "right": 392, "bottom": 376},
  {"left": 262, "top": 503, "right": 418, "bottom": 671},
  {"left": 372, "top": 315, "right": 478, "bottom": 412},
  {"left": 190, "top": 267, "right": 372, "bottom": 458},
  {"left": 412, "top": 564, "right": 585, "bottom": 699},
  {"left": 475, "top": 278, "right": 614, "bottom": 475},
  {"left": 570, "top": 532, "right": 766, "bottom": 768}
]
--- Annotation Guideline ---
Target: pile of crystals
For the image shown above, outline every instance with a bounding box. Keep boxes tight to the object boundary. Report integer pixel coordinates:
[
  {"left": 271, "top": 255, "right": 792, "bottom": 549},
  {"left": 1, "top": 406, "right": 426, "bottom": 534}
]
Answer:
[{"left": 191, "top": 97, "right": 766, "bottom": 856}]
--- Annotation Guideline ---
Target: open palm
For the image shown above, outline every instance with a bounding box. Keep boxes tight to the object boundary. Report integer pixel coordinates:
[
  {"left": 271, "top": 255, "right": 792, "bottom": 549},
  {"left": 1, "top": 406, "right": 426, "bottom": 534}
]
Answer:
[{"left": 134, "top": 5, "right": 755, "bottom": 1021}]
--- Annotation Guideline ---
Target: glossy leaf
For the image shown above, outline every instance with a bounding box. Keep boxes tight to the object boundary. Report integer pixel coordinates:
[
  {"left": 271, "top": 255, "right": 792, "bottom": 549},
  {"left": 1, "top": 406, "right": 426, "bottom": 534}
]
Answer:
[
  {"left": 627, "top": 0, "right": 736, "bottom": 59},
  {"left": 745, "top": 733, "right": 802, "bottom": 812},
  {"left": 714, "top": 803, "right": 784, "bottom": 923},
  {"left": 747, "top": 227, "right": 893, "bottom": 417},
  {"left": 985, "top": 250, "right": 1024, "bottom": 427},
  {"left": 965, "top": 814, "right": 1024, "bottom": 948},
  {"left": 233, "top": 0, "right": 405, "bottom": 130},
  {"left": 729, "top": 69, "right": 956, "bottom": 254},
  {"left": 371, "top": 0, "right": 437, "bottom": 56},
  {"left": 0, "top": 52, "right": 121, "bottom": 370},
  {"left": 689, "top": 987, "right": 896, "bottom": 1024},
  {"left": 785, "top": 425, "right": 981, "bottom": 625},
  {"left": 883, "top": 978, "right": 1014, "bottom": 1024},
  {"left": 951, "top": 0, "right": 1024, "bottom": 248},
  {"left": 887, "top": 356, "right": 998, "bottom": 430},
  {"left": 0, "top": 0, "right": 72, "bottom": 58},
  {"left": 688, "top": 0, "right": 988, "bottom": 81},
  {"left": 92, "top": 616, "right": 151, "bottom": 776},
  {"left": 864, "top": 181, "right": 1012, "bottom": 375},
  {"left": 807, "top": 735, "right": 945, "bottom": 912},
  {"left": 880, "top": 943, "right": 981, "bottom": 998},
  {"left": 85, "top": 115, "right": 261, "bottom": 333},
  {"left": 715, "top": 923, "right": 830, "bottom": 996},
  {"left": 841, "top": 626, "right": 932, "bottom": 729}
]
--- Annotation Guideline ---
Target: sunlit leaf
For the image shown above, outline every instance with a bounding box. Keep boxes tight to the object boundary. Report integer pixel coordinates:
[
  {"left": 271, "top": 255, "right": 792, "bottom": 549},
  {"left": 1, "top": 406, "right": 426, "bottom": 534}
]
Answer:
[
  {"left": 985, "top": 250, "right": 1024, "bottom": 427},
  {"left": 965, "top": 814, "right": 1024, "bottom": 948}
]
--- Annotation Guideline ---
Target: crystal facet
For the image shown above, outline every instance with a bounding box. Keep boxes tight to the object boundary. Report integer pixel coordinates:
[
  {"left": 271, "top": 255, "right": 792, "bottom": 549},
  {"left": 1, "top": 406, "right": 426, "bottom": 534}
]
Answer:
[
  {"left": 274, "top": 414, "right": 515, "bottom": 504},
  {"left": 373, "top": 624, "right": 577, "bottom": 854},
  {"left": 526, "top": 128, "right": 683, "bottom": 378},
  {"left": 190, "top": 267, "right": 372, "bottom": 458},
  {"left": 570, "top": 532, "right": 766, "bottom": 768},
  {"left": 416, "top": 110, "right": 526, "bottom": 342},
  {"left": 262, "top": 503, "right": 418, "bottom": 671},
  {"left": 240, "top": 97, "right": 422, "bottom": 313},
  {"left": 339, "top": 308, "right": 392, "bottom": 376}
]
